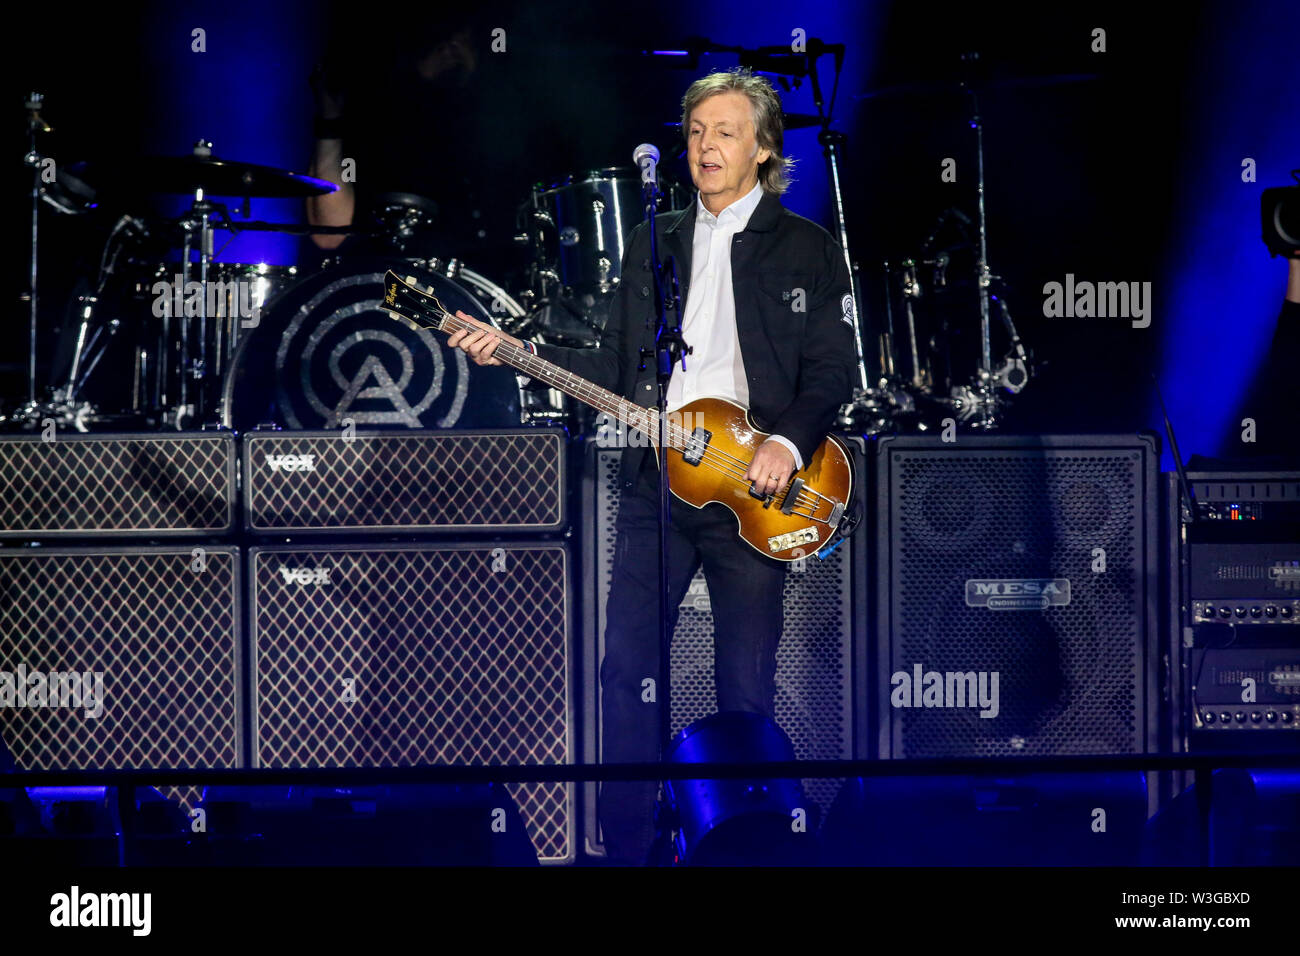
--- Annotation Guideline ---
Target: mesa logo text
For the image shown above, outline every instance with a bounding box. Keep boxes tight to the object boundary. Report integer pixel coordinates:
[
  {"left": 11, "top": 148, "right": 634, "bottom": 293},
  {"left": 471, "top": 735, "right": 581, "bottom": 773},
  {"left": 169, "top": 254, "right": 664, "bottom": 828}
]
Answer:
[{"left": 966, "top": 578, "right": 1071, "bottom": 610}]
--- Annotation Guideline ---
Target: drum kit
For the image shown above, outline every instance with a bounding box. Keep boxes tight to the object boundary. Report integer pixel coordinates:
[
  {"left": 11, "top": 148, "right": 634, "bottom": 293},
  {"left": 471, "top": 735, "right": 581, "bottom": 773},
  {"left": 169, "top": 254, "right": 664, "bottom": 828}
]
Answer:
[
  {"left": 9, "top": 52, "right": 1054, "bottom": 437},
  {"left": 8, "top": 118, "right": 696, "bottom": 434}
]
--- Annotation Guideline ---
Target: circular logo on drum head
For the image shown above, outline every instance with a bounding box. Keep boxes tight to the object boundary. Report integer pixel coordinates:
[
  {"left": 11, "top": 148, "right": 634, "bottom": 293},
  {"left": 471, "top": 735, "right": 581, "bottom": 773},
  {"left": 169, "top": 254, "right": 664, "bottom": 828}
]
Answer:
[
  {"left": 274, "top": 272, "right": 465, "bottom": 428},
  {"left": 223, "top": 263, "right": 521, "bottom": 431}
]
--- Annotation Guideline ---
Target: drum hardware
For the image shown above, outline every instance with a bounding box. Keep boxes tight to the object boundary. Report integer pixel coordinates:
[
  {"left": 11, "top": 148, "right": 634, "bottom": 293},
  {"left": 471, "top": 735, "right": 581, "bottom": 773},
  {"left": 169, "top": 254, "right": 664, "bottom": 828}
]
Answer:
[
  {"left": 898, "top": 258, "right": 930, "bottom": 392},
  {"left": 520, "top": 167, "right": 686, "bottom": 347},
  {"left": 47, "top": 143, "right": 338, "bottom": 430},
  {"left": 14, "top": 91, "right": 59, "bottom": 423},
  {"left": 718, "top": 38, "right": 875, "bottom": 423},
  {"left": 369, "top": 191, "right": 439, "bottom": 253}
]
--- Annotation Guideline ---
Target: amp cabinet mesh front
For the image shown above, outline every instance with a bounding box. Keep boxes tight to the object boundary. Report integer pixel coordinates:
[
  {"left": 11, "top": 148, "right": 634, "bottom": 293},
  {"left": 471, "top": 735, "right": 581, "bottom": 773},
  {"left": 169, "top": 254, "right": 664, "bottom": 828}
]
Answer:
[
  {"left": 0, "top": 433, "right": 235, "bottom": 537},
  {"left": 0, "top": 546, "right": 242, "bottom": 771},
  {"left": 249, "top": 542, "right": 575, "bottom": 863},
  {"left": 242, "top": 429, "right": 566, "bottom": 533}
]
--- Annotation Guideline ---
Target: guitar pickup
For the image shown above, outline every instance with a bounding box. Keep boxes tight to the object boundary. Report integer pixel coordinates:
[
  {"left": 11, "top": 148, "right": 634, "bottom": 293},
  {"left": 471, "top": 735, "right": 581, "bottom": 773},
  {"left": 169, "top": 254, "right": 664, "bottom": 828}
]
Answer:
[
  {"left": 682, "top": 426, "right": 711, "bottom": 466},
  {"left": 779, "top": 477, "right": 805, "bottom": 515}
]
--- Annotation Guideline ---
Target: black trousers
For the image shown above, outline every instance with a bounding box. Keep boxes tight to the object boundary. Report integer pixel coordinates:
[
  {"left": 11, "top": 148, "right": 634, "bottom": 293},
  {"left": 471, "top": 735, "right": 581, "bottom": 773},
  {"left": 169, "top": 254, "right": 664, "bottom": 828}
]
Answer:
[{"left": 597, "top": 454, "right": 787, "bottom": 864}]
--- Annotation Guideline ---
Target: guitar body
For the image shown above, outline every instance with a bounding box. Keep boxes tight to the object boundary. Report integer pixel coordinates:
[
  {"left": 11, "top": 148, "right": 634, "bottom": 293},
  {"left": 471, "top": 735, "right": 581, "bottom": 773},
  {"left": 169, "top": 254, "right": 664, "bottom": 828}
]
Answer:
[{"left": 654, "top": 397, "right": 853, "bottom": 561}]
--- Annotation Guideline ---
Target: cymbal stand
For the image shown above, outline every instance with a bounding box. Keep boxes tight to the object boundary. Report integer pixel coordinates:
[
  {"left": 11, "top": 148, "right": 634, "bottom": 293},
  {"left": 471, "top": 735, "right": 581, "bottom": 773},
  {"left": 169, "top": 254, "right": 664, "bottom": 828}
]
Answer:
[
  {"left": 801, "top": 42, "right": 873, "bottom": 407},
  {"left": 959, "top": 58, "right": 1011, "bottom": 430}
]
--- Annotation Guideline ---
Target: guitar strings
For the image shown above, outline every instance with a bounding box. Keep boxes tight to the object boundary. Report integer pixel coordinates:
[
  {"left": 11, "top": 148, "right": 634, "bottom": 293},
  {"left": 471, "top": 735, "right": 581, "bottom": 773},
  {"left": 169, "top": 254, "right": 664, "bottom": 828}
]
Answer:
[
  {"left": 434, "top": 309, "right": 829, "bottom": 509},
  {"left": 434, "top": 305, "right": 834, "bottom": 517},
  {"left": 436, "top": 309, "right": 831, "bottom": 514}
]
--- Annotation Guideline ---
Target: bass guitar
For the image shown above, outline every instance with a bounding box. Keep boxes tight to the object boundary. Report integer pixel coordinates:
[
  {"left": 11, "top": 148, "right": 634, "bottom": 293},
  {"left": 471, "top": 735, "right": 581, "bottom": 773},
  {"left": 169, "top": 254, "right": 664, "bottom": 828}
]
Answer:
[{"left": 381, "top": 271, "right": 853, "bottom": 561}]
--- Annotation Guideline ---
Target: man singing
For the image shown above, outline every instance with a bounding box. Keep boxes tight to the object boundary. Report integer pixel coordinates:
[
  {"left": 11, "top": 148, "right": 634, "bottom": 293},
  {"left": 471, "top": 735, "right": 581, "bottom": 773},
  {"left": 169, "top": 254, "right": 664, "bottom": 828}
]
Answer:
[{"left": 449, "top": 67, "right": 857, "bottom": 864}]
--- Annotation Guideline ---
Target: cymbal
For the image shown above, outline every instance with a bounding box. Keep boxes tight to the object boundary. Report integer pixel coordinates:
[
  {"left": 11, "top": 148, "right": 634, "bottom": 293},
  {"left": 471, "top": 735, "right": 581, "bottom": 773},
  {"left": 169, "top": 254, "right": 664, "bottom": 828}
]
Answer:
[{"left": 68, "top": 155, "right": 338, "bottom": 199}]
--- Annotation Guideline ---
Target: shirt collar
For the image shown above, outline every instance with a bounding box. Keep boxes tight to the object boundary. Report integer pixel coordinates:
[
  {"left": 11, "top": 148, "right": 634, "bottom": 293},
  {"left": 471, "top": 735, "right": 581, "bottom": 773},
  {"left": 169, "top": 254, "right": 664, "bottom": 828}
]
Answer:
[{"left": 696, "top": 180, "right": 765, "bottom": 229}]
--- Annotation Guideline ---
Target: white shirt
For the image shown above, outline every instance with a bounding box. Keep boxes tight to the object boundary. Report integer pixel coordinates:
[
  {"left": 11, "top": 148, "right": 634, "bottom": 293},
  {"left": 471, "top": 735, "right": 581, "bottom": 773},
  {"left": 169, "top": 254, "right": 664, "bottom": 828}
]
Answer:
[
  {"left": 667, "top": 181, "right": 803, "bottom": 470},
  {"left": 521, "top": 179, "right": 804, "bottom": 471}
]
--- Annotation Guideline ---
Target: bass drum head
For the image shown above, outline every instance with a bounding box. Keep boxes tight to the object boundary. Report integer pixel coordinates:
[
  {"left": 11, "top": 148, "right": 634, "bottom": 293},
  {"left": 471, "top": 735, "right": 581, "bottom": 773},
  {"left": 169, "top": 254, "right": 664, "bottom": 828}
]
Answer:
[{"left": 221, "top": 258, "right": 521, "bottom": 431}]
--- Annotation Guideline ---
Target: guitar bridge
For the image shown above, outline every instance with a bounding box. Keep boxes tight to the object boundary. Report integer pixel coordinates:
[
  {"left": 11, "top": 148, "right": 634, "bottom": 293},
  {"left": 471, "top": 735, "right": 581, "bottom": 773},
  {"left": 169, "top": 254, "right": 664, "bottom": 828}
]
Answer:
[{"left": 682, "top": 426, "right": 711, "bottom": 466}]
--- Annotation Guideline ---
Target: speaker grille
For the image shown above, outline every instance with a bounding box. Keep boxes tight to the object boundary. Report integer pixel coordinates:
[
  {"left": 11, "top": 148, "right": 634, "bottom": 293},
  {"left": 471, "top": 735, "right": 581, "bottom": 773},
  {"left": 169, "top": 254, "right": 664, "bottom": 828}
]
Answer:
[
  {"left": 0, "top": 435, "right": 234, "bottom": 536},
  {"left": 0, "top": 547, "right": 241, "bottom": 769},
  {"left": 244, "top": 430, "right": 565, "bottom": 533},
  {"left": 589, "top": 445, "right": 857, "bottom": 829},
  {"left": 880, "top": 439, "right": 1153, "bottom": 757},
  {"left": 250, "top": 543, "right": 573, "bottom": 863}
]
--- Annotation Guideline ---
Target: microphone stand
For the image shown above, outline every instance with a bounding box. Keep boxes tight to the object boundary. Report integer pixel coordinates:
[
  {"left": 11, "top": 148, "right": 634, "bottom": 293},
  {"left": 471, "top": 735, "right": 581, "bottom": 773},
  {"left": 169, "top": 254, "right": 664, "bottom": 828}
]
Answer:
[{"left": 637, "top": 157, "right": 689, "bottom": 772}]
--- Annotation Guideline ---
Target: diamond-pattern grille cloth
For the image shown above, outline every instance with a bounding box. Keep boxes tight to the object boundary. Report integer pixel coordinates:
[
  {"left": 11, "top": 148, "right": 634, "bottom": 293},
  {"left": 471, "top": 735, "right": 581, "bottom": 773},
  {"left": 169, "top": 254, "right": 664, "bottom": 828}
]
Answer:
[
  {"left": 888, "top": 450, "right": 1146, "bottom": 757},
  {"left": 0, "top": 549, "right": 240, "bottom": 770},
  {"left": 245, "top": 432, "right": 563, "bottom": 532},
  {"left": 0, "top": 436, "right": 232, "bottom": 535},
  {"left": 252, "top": 545, "right": 572, "bottom": 862},
  {"left": 593, "top": 449, "right": 854, "bottom": 825}
]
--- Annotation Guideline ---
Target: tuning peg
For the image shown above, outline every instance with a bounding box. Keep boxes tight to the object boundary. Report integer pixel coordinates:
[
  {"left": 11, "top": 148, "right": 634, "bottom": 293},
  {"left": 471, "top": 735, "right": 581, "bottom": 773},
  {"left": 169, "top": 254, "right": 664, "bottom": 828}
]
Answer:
[{"left": 404, "top": 274, "right": 418, "bottom": 285}]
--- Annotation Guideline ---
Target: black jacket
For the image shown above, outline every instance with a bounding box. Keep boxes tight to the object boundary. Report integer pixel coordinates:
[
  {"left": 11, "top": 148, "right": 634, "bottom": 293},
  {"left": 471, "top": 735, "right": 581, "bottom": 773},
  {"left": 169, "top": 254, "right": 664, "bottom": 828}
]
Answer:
[{"left": 534, "top": 190, "right": 858, "bottom": 490}]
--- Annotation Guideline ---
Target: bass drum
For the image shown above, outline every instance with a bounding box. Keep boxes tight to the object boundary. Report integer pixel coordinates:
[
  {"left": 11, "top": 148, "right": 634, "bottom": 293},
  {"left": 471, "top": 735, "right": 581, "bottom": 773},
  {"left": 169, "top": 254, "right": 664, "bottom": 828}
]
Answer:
[{"left": 220, "top": 258, "right": 522, "bottom": 431}]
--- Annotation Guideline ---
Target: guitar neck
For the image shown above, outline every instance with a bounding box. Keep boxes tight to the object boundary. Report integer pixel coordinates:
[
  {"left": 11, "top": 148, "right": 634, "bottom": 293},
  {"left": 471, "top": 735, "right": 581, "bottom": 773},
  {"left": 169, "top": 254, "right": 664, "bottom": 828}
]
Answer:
[{"left": 435, "top": 308, "right": 677, "bottom": 447}]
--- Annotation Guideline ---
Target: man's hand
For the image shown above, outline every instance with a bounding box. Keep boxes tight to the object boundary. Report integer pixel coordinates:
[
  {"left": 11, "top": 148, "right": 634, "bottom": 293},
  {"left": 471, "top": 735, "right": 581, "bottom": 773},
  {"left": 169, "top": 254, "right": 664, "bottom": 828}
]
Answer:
[
  {"left": 446, "top": 312, "right": 524, "bottom": 366},
  {"left": 745, "top": 439, "right": 796, "bottom": 497}
]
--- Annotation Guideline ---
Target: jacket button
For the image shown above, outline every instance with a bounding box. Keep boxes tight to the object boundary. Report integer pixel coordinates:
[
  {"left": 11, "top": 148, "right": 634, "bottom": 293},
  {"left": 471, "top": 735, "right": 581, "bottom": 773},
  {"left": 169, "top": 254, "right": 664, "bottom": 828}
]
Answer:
[{"left": 639, "top": 286, "right": 650, "bottom": 298}]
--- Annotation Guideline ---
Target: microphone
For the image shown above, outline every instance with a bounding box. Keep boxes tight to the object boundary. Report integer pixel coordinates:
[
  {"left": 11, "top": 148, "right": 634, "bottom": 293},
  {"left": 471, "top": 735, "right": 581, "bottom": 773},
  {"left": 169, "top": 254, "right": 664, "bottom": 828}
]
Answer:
[{"left": 633, "top": 143, "right": 660, "bottom": 189}]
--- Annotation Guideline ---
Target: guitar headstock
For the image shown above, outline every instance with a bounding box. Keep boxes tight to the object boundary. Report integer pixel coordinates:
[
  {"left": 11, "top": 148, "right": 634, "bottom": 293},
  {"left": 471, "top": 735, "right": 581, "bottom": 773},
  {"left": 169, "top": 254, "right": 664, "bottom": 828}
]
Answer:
[{"left": 381, "top": 271, "right": 448, "bottom": 332}]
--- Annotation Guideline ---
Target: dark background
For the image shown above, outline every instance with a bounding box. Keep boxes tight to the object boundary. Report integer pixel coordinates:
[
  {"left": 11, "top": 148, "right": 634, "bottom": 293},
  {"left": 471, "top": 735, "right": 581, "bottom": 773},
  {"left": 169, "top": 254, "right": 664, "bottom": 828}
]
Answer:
[{"left": 4, "top": 0, "right": 1297, "bottom": 463}]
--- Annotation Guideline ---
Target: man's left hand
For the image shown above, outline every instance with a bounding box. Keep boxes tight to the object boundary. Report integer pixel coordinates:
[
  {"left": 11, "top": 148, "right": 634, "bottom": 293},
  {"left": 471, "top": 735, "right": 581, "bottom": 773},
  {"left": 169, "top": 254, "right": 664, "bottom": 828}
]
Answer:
[{"left": 746, "top": 440, "right": 796, "bottom": 497}]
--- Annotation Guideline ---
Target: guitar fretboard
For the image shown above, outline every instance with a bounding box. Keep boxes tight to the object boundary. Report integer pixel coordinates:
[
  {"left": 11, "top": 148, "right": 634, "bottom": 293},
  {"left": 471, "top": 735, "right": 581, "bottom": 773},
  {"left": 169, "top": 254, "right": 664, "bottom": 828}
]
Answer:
[{"left": 433, "top": 306, "right": 687, "bottom": 450}]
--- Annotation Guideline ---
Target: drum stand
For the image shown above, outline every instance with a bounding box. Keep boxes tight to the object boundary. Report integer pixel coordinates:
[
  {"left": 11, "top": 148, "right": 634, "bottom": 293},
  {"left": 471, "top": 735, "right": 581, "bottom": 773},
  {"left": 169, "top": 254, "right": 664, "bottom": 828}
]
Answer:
[
  {"left": 167, "top": 144, "right": 222, "bottom": 430},
  {"left": 957, "top": 64, "right": 1028, "bottom": 429},
  {"left": 8, "top": 93, "right": 58, "bottom": 427},
  {"left": 796, "top": 42, "right": 882, "bottom": 428}
]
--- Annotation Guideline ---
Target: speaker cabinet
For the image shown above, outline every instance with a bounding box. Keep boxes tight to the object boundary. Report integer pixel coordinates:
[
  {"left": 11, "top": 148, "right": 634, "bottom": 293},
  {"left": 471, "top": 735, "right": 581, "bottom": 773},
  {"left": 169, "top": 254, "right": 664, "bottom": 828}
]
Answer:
[
  {"left": 0, "top": 433, "right": 235, "bottom": 537},
  {"left": 875, "top": 434, "right": 1159, "bottom": 758},
  {"left": 582, "top": 439, "right": 868, "bottom": 855},
  {"left": 248, "top": 542, "right": 575, "bottom": 863},
  {"left": 242, "top": 429, "right": 566, "bottom": 533},
  {"left": 0, "top": 545, "right": 242, "bottom": 770}
]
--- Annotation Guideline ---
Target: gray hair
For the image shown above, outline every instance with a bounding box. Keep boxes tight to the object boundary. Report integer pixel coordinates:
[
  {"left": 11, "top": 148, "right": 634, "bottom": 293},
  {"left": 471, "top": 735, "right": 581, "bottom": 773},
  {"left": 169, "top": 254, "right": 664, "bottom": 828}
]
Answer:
[{"left": 680, "top": 67, "right": 794, "bottom": 195}]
